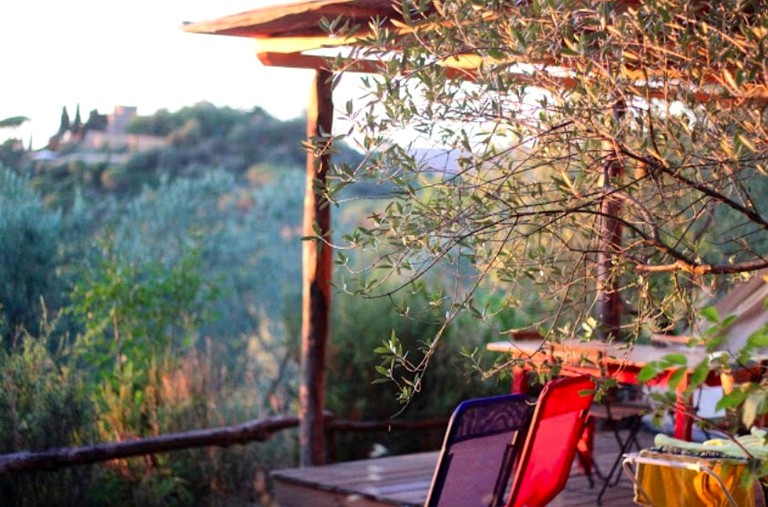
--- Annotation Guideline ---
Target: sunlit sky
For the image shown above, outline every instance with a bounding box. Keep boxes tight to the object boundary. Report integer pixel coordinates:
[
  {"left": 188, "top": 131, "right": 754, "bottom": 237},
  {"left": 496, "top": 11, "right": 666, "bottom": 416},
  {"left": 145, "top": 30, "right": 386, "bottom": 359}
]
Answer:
[{"left": 0, "top": 1, "right": 363, "bottom": 149}]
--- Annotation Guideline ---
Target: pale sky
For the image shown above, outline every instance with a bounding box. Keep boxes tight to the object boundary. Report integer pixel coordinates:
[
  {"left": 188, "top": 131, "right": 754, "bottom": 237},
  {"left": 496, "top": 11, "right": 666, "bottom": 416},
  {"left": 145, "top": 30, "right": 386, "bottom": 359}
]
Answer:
[{"left": 0, "top": 1, "right": 360, "bottom": 149}]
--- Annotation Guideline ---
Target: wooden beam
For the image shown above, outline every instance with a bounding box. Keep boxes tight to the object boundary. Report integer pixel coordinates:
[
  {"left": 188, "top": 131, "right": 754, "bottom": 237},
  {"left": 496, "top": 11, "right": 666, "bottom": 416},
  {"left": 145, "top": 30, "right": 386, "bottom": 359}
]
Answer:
[
  {"left": 257, "top": 51, "right": 388, "bottom": 74},
  {"left": 253, "top": 35, "right": 356, "bottom": 55},
  {"left": 256, "top": 51, "right": 760, "bottom": 106},
  {"left": 257, "top": 51, "right": 327, "bottom": 69},
  {"left": 299, "top": 68, "right": 334, "bottom": 467}
]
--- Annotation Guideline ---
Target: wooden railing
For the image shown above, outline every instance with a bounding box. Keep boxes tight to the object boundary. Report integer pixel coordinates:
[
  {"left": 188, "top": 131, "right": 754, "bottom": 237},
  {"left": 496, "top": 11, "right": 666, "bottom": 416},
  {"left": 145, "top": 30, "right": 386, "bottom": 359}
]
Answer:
[
  {"left": 0, "top": 415, "right": 299, "bottom": 476},
  {"left": 0, "top": 414, "right": 448, "bottom": 476},
  {"left": 324, "top": 416, "right": 448, "bottom": 463}
]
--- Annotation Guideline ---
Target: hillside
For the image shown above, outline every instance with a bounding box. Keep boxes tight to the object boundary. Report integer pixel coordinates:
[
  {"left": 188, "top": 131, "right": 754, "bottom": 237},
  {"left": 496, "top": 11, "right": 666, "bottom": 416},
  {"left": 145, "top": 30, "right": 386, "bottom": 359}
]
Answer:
[{"left": 1, "top": 102, "right": 362, "bottom": 208}]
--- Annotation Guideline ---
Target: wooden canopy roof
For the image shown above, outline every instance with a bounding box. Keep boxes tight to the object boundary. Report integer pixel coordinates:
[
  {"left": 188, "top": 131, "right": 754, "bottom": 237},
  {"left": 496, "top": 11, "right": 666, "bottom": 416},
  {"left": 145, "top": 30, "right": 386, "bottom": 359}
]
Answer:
[
  {"left": 182, "top": 0, "right": 402, "bottom": 70},
  {"left": 183, "top": 0, "right": 397, "bottom": 38},
  {"left": 183, "top": 0, "right": 766, "bottom": 102}
]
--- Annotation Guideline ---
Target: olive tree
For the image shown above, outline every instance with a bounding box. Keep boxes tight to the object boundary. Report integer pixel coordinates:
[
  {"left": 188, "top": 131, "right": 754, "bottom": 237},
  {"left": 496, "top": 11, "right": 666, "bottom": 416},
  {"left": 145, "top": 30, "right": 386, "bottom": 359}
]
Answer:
[{"left": 324, "top": 0, "right": 768, "bottom": 405}]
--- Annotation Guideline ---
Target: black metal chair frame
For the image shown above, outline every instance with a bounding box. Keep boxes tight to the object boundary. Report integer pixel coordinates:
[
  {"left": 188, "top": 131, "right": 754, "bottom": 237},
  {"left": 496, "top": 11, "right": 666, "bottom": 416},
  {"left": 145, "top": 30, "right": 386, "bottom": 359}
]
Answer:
[{"left": 589, "top": 400, "right": 647, "bottom": 504}]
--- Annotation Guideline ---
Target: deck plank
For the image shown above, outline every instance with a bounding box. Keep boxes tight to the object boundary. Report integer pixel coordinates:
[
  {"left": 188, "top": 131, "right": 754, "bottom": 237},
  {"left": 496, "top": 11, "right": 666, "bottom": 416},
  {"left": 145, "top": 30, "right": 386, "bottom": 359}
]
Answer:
[{"left": 272, "top": 429, "right": 655, "bottom": 506}]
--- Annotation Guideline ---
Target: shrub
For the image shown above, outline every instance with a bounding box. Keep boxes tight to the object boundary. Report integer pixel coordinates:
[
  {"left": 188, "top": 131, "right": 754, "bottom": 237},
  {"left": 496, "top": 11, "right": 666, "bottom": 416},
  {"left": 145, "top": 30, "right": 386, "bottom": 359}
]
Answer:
[
  {"left": 0, "top": 324, "right": 96, "bottom": 506},
  {"left": 320, "top": 284, "right": 499, "bottom": 460},
  {"left": 0, "top": 167, "right": 63, "bottom": 344}
]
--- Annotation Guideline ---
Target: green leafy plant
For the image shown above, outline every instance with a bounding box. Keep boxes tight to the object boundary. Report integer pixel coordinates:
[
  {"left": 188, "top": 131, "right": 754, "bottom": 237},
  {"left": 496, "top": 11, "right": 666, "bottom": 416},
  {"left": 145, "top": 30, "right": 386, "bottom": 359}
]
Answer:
[
  {"left": 324, "top": 0, "right": 768, "bottom": 402},
  {"left": 0, "top": 317, "right": 96, "bottom": 506},
  {"left": 316, "top": 284, "right": 498, "bottom": 460},
  {"left": 72, "top": 243, "right": 214, "bottom": 378},
  {"left": 639, "top": 299, "right": 768, "bottom": 433},
  {"left": 0, "top": 167, "right": 64, "bottom": 342}
]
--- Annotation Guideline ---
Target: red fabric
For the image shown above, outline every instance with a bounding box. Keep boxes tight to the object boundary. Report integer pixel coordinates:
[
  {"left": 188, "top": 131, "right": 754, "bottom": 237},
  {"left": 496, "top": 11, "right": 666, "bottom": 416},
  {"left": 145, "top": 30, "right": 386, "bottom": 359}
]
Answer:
[{"left": 506, "top": 376, "right": 595, "bottom": 507}]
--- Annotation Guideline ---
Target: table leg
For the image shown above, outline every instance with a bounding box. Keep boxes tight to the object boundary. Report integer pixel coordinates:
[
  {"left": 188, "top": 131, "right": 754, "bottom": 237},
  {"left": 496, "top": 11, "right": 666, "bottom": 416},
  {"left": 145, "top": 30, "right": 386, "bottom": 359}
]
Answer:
[
  {"left": 511, "top": 366, "right": 530, "bottom": 394},
  {"left": 673, "top": 374, "right": 693, "bottom": 440},
  {"left": 577, "top": 417, "right": 596, "bottom": 486}
]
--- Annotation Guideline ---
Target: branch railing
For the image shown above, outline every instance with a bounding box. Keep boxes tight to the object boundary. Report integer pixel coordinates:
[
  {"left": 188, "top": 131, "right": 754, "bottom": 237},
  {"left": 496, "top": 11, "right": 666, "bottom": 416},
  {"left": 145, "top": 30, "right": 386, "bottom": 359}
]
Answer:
[{"left": 0, "top": 414, "right": 448, "bottom": 476}]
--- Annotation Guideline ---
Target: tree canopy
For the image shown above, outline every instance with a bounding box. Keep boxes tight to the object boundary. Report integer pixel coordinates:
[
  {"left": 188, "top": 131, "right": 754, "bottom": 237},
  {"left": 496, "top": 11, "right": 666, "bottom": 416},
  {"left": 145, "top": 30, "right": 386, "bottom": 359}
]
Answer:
[
  {"left": 0, "top": 116, "right": 29, "bottom": 129},
  {"left": 328, "top": 0, "right": 768, "bottom": 394}
]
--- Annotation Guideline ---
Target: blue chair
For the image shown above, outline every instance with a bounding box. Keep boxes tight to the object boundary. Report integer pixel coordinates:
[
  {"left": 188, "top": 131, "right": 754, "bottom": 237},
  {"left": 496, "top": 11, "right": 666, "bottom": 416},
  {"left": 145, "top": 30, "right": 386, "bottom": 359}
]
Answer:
[{"left": 424, "top": 393, "right": 532, "bottom": 507}]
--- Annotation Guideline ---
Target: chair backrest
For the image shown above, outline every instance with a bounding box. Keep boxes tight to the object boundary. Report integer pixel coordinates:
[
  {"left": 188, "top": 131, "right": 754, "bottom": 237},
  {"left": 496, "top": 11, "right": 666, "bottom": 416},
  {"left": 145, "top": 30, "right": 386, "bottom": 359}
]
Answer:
[
  {"left": 425, "top": 393, "right": 532, "bottom": 507},
  {"left": 505, "top": 375, "right": 595, "bottom": 507}
]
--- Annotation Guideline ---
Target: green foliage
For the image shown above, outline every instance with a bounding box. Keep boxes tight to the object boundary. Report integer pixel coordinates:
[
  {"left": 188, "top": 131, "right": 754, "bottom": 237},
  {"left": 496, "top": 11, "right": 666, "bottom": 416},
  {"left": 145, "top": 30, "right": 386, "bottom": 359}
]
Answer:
[
  {"left": 328, "top": 0, "right": 768, "bottom": 400},
  {"left": 71, "top": 243, "right": 215, "bottom": 381},
  {"left": 320, "top": 285, "right": 498, "bottom": 459},
  {"left": 26, "top": 102, "right": 362, "bottom": 205},
  {"left": 0, "top": 138, "right": 31, "bottom": 171},
  {"left": 0, "top": 109, "right": 315, "bottom": 503},
  {"left": 0, "top": 334, "right": 93, "bottom": 451},
  {"left": 77, "top": 170, "right": 303, "bottom": 501},
  {"left": 640, "top": 298, "right": 768, "bottom": 438},
  {"left": 126, "top": 108, "right": 175, "bottom": 137},
  {"left": 117, "top": 102, "right": 362, "bottom": 194},
  {"left": 100, "top": 169, "right": 304, "bottom": 343},
  {"left": 0, "top": 167, "right": 64, "bottom": 342},
  {"left": 0, "top": 116, "right": 29, "bottom": 128},
  {"left": 68, "top": 236, "right": 219, "bottom": 453},
  {"left": 0, "top": 327, "right": 96, "bottom": 506},
  {"left": 0, "top": 325, "right": 294, "bottom": 506},
  {"left": 89, "top": 465, "right": 194, "bottom": 507},
  {"left": 79, "top": 337, "right": 297, "bottom": 506}
]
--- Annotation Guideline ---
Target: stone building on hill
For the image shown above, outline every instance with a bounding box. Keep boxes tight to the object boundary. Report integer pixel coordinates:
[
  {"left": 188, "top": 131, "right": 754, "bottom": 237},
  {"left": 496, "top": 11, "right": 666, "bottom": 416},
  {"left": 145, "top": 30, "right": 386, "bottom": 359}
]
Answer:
[{"left": 45, "top": 105, "right": 166, "bottom": 156}]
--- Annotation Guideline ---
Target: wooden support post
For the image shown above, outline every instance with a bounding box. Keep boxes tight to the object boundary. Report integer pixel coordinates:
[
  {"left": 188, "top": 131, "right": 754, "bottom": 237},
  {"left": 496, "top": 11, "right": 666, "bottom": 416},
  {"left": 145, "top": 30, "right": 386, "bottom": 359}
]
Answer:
[
  {"left": 596, "top": 188, "right": 623, "bottom": 339},
  {"left": 596, "top": 101, "right": 625, "bottom": 340},
  {"left": 299, "top": 69, "right": 334, "bottom": 467}
]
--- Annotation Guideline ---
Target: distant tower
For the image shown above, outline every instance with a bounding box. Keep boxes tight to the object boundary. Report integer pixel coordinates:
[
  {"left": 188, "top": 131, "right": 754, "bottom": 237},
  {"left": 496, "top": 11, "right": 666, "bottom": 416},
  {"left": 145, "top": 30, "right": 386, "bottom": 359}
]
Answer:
[{"left": 107, "top": 106, "right": 138, "bottom": 136}]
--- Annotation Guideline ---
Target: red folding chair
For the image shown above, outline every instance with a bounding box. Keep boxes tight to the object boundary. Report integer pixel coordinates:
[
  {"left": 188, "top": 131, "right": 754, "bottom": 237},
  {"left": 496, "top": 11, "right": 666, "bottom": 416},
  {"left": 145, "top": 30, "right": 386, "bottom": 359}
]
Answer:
[
  {"left": 426, "top": 376, "right": 594, "bottom": 507},
  {"left": 505, "top": 375, "right": 596, "bottom": 507}
]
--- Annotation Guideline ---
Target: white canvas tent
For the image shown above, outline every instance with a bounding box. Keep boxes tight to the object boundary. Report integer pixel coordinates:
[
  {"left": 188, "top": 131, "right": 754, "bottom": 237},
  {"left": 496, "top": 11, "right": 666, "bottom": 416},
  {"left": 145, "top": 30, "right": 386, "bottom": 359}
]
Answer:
[
  {"left": 708, "top": 270, "right": 768, "bottom": 353},
  {"left": 647, "top": 270, "right": 768, "bottom": 438}
]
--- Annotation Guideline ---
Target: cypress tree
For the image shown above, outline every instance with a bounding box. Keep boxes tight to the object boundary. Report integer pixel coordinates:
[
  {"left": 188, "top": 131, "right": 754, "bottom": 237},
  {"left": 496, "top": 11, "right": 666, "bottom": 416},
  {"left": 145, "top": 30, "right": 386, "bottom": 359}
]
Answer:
[
  {"left": 72, "top": 104, "right": 82, "bottom": 135},
  {"left": 57, "top": 106, "right": 70, "bottom": 136}
]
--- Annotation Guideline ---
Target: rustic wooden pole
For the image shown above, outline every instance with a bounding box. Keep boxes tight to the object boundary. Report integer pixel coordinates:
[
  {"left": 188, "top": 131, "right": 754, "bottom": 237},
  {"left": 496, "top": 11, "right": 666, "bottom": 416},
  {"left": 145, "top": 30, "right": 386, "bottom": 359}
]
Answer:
[
  {"left": 300, "top": 68, "right": 334, "bottom": 467},
  {"left": 596, "top": 181, "right": 623, "bottom": 339},
  {"left": 596, "top": 101, "right": 625, "bottom": 340},
  {"left": 0, "top": 415, "right": 299, "bottom": 476}
]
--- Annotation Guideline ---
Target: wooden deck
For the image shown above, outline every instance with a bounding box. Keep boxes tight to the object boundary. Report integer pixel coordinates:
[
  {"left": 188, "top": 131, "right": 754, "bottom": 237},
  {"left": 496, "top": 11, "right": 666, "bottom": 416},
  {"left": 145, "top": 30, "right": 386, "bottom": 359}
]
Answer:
[{"left": 272, "top": 428, "right": 656, "bottom": 506}]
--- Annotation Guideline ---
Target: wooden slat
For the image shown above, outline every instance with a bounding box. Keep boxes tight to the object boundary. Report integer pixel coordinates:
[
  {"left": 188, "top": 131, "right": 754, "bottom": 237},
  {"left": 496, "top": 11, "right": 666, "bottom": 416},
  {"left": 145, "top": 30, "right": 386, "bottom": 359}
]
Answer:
[
  {"left": 272, "top": 430, "right": 655, "bottom": 506},
  {"left": 273, "top": 451, "right": 437, "bottom": 507}
]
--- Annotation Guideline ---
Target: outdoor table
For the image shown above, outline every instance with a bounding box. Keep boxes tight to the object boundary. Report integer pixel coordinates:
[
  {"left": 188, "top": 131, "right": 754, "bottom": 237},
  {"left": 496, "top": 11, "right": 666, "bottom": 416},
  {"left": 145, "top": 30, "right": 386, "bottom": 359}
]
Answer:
[{"left": 486, "top": 338, "right": 751, "bottom": 441}]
